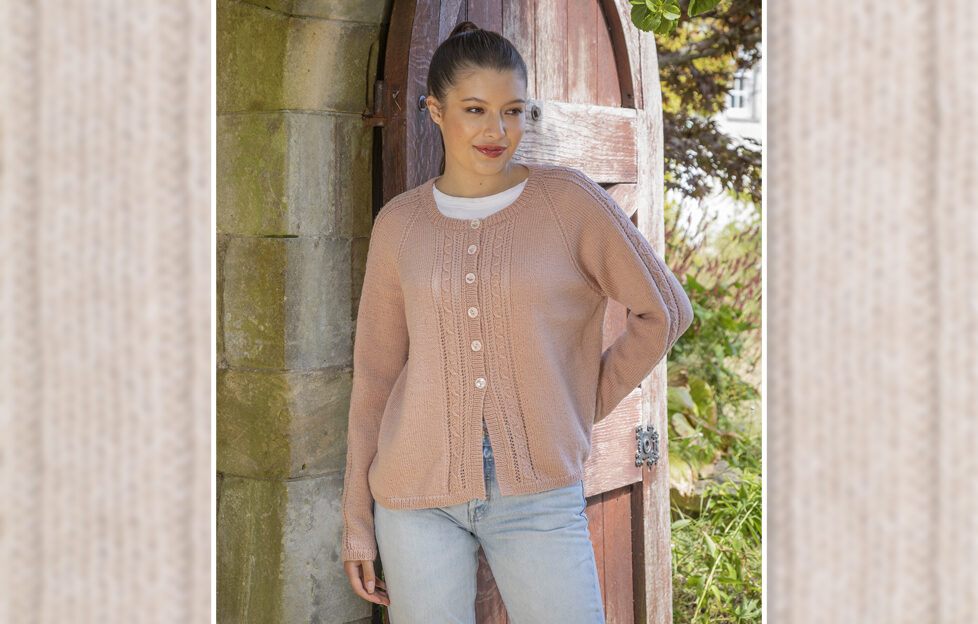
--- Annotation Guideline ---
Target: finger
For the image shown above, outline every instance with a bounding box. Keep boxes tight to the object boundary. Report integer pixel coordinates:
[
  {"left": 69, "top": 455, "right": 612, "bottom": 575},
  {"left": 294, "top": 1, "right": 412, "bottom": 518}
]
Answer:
[
  {"left": 362, "top": 560, "right": 376, "bottom": 594},
  {"left": 372, "top": 577, "right": 390, "bottom": 606},
  {"left": 346, "top": 561, "right": 389, "bottom": 605},
  {"left": 347, "top": 564, "right": 367, "bottom": 596}
]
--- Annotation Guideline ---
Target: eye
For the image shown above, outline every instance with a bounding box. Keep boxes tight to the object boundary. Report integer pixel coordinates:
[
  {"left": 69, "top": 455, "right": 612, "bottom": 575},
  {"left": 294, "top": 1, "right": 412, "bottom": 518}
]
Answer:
[
  {"left": 508, "top": 108, "right": 525, "bottom": 115},
  {"left": 466, "top": 107, "right": 483, "bottom": 113}
]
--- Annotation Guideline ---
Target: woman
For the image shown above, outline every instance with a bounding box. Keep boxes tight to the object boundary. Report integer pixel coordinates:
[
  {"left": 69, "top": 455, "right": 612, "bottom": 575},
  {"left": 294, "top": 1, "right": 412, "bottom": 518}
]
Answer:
[{"left": 341, "top": 21, "right": 693, "bottom": 623}]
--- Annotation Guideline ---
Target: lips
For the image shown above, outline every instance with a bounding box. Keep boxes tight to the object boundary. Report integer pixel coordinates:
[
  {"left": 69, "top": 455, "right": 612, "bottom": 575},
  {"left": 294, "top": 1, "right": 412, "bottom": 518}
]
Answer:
[{"left": 475, "top": 145, "right": 506, "bottom": 157}]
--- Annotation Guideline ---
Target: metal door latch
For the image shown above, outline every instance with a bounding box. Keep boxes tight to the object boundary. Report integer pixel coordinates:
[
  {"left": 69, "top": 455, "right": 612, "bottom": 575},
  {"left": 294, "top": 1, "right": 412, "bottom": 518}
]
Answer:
[{"left": 635, "top": 423, "right": 660, "bottom": 468}]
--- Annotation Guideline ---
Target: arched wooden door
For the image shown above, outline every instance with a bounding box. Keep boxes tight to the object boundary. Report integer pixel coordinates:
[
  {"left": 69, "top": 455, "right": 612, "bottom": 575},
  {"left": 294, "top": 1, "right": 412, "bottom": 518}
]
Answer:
[{"left": 369, "top": 1, "right": 669, "bottom": 622}]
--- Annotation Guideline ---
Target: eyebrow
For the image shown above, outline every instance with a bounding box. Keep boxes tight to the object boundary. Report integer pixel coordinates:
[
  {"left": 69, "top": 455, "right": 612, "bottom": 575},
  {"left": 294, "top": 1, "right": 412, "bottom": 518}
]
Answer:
[{"left": 460, "top": 97, "right": 526, "bottom": 105}]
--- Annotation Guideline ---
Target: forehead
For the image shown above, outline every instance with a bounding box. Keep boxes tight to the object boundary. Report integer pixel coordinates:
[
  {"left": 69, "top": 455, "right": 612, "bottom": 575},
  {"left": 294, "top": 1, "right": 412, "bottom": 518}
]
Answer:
[{"left": 448, "top": 67, "right": 526, "bottom": 101}]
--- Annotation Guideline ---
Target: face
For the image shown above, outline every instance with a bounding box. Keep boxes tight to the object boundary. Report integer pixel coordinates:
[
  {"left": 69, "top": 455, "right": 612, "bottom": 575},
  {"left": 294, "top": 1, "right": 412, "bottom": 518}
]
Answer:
[{"left": 426, "top": 67, "right": 527, "bottom": 181}]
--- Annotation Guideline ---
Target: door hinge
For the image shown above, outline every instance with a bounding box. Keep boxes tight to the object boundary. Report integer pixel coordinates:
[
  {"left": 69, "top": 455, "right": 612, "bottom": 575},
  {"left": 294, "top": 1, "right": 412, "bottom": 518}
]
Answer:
[
  {"left": 362, "top": 79, "right": 387, "bottom": 127},
  {"left": 635, "top": 423, "right": 660, "bottom": 468}
]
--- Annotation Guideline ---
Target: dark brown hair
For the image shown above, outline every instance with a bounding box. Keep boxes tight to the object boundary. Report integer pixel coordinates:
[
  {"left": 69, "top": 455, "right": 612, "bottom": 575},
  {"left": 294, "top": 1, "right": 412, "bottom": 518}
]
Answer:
[{"left": 426, "top": 21, "right": 528, "bottom": 175}]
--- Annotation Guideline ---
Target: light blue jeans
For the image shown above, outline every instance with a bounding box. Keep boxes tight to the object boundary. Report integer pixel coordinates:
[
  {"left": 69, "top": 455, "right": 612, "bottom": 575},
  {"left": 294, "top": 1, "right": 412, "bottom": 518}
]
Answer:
[{"left": 373, "top": 427, "right": 606, "bottom": 623}]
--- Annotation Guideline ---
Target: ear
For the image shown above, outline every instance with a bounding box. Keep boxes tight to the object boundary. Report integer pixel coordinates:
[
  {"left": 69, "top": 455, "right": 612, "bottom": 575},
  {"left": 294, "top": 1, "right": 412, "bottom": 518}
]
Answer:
[{"left": 425, "top": 95, "right": 443, "bottom": 126}]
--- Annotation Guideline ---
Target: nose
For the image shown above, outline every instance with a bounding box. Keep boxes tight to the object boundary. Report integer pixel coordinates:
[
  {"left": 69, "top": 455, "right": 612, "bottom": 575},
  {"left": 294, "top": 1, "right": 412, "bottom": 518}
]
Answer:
[{"left": 485, "top": 112, "right": 505, "bottom": 137}]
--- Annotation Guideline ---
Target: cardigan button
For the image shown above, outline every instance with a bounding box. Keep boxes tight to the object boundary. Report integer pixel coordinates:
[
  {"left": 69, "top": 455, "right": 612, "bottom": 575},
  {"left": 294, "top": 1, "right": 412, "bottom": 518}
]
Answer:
[
  {"left": 475, "top": 377, "right": 486, "bottom": 388},
  {"left": 467, "top": 244, "right": 478, "bottom": 254},
  {"left": 470, "top": 218, "right": 480, "bottom": 229},
  {"left": 465, "top": 272, "right": 476, "bottom": 283},
  {"left": 471, "top": 339, "right": 482, "bottom": 351},
  {"left": 467, "top": 306, "right": 478, "bottom": 318}
]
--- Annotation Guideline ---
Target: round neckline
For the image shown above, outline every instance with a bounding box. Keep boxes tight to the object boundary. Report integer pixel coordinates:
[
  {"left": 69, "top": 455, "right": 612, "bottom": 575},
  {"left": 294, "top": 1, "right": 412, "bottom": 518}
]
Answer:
[
  {"left": 421, "top": 162, "right": 540, "bottom": 230},
  {"left": 432, "top": 177, "right": 527, "bottom": 202}
]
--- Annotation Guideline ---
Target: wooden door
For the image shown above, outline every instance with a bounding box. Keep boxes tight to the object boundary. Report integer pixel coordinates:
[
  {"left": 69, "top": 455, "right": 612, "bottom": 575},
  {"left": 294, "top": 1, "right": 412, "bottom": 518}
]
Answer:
[{"left": 371, "top": 1, "right": 669, "bottom": 622}]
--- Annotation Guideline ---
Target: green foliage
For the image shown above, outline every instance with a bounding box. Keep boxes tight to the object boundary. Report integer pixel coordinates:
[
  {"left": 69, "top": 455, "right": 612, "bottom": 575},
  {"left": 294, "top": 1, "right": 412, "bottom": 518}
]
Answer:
[
  {"left": 629, "top": 0, "right": 723, "bottom": 34},
  {"left": 671, "top": 469, "right": 761, "bottom": 623},
  {"left": 629, "top": 0, "right": 682, "bottom": 34},
  {"left": 664, "top": 176, "right": 761, "bottom": 622}
]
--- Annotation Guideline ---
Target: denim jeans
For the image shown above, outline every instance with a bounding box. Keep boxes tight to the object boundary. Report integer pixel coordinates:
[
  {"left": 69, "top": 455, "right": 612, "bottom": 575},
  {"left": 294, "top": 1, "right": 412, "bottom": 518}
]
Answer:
[{"left": 373, "top": 426, "right": 606, "bottom": 623}]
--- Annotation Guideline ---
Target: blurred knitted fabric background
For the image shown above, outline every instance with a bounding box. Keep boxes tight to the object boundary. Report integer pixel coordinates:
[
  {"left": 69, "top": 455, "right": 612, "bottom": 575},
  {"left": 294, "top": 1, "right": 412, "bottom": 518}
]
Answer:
[
  {"left": 0, "top": 2, "right": 211, "bottom": 622},
  {"left": 767, "top": 1, "right": 978, "bottom": 622},
  {"left": 0, "top": 1, "right": 976, "bottom": 623}
]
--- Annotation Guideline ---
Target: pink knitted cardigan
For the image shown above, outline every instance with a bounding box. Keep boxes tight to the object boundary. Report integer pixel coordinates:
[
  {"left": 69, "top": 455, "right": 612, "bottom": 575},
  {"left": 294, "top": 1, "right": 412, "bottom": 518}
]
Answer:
[{"left": 341, "top": 162, "right": 694, "bottom": 562}]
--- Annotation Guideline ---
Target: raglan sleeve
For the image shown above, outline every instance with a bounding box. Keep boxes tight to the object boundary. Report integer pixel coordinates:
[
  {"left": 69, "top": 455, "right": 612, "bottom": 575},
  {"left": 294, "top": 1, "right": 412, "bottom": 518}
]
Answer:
[
  {"left": 340, "top": 206, "right": 409, "bottom": 563},
  {"left": 571, "top": 175, "right": 694, "bottom": 424}
]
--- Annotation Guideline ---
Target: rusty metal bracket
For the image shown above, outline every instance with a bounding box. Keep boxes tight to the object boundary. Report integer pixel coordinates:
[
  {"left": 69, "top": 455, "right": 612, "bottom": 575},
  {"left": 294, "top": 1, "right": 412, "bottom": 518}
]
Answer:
[{"left": 362, "top": 79, "right": 387, "bottom": 127}]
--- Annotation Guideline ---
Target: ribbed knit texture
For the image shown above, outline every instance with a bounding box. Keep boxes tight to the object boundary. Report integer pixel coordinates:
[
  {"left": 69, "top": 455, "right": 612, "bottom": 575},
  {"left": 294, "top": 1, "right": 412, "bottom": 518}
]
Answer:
[
  {"left": 768, "top": 1, "right": 978, "bottom": 621},
  {"left": 0, "top": 3, "right": 211, "bottom": 622},
  {"left": 340, "top": 162, "right": 694, "bottom": 562}
]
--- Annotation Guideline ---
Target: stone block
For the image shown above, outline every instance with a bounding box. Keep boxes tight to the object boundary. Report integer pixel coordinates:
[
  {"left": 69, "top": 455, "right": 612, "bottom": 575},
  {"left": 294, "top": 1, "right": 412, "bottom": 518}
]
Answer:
[
  {"left": 288, "top": 368, "right": 352, "bottom": 476},
  {"left": 217, "top": 112, "right": 318, "bottom": 236},
  {"left": 217, "top": 112, "right": 290, "bottom": 235},
  {"left": 333, "top": 114, "right": 375, "bottom": 239},
  {"left": 217, "top": 476, "right": 287, "bottom": 624},
  {"left": 216, "top": 473, "right": 371, "bottom": 624},
  {"left": 282, "top": 473, "right": 371, "bottom": 623},
  {"left": 221, "top": 235, "right": 287, "bottom": 368},
  {"left": 218, "top": 0, "right": 382, "bottom": 114},
  {"left": 282, "top": 18, "right": 380, "bottom": 113},
  {"left": 217, "top": 112, "right": 373, "bottom": 238},
  {"left": 217, "top": 367, "right": 352, "bottom": 479},
  {"left": 243, "top": 0, "right": 391, "bottom": 23},
  {"left": 220, "top": 235, "right": 352, "bottom": 370},
  {"left": 217, "top": 0, "right": 288, "bottom": 113}
]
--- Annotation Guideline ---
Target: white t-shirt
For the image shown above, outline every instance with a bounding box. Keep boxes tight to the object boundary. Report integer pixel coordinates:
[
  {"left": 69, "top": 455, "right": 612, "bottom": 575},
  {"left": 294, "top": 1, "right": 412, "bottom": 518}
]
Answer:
[{"left": 432, "top": 177, "right": 528, "bottom": 219}]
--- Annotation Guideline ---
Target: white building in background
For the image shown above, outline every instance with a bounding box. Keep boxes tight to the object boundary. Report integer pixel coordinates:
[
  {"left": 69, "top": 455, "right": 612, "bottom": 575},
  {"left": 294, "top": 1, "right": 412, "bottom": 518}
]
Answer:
[{"left": 668, "top": 41, "right": 764, "bottom": 243}]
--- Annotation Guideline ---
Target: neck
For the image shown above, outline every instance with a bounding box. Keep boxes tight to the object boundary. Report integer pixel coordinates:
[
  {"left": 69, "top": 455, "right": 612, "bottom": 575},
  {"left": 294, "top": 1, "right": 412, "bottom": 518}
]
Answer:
[{"left": 435, "top": 161, "right": 529, "bottom": 198}]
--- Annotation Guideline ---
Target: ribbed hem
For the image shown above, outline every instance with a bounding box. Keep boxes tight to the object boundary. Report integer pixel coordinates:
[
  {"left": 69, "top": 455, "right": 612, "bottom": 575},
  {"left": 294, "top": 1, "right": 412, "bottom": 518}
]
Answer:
[{"left": 373, "top": 470, "right": 585, "bottom": 510}]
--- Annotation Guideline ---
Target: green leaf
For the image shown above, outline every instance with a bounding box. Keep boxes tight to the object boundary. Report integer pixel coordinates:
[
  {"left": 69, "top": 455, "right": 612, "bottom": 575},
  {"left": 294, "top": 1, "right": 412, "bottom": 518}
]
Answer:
[
  {"left": 686, "top": 274, "right": 706, "bottom": 292},
  {"left": 668, "top": 386, "right": 698, "bottom": 416},
  {"left": 662, "top": 0, "right": 681, "bottom": 20},
  {"left": 630, "top": 5, "right": 658, "bottom": 31},
  {"left": 672, "top": 518, "right": 692, "bottom": 531},
  {"left": 688, "top": 0, "right": 721, "bottom": 17},
  {"left": 704, "top": 533, "right": 717, "bottom": 558}
]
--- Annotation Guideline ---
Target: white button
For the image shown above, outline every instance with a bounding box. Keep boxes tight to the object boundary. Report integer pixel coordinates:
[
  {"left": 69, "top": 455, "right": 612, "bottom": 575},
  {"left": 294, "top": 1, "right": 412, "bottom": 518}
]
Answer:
[
  {"left": 475, "top": 377, "right": 486, "bottom": 388},
  {"left": 470, "top": 218, "right": 480, "bottom": 229},
  {"left": 467, "top": 244, "right": 478, "bottom": 254},
  {"left": 471, "top": 339, "right": 482, "bottom": 351},
  {"left": 465, "top": 272, "right": 476, "bottom": 283},
  {"left": 467, "top": 306, "right": 478, "bottom": 318}
]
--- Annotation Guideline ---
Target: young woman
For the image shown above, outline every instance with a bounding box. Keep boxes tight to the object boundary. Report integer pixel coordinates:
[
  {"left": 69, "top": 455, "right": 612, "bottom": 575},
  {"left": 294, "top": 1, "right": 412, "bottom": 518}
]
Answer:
[{"left": 341, "top": 21, "right": 693, "bottom": 623}]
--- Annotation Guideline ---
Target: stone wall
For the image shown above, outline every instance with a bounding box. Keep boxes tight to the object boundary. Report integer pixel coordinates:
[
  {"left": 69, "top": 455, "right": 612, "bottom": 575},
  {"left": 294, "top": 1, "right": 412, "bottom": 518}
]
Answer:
[{"left": 216, "top": 1, "right": 391, "bottom": 621}]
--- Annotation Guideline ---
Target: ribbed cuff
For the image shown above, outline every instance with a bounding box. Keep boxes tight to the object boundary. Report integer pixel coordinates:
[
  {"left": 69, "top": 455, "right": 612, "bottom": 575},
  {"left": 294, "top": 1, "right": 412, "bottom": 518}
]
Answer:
[{"left": 341, "top": 544, "right": 378, "bottom": 563}]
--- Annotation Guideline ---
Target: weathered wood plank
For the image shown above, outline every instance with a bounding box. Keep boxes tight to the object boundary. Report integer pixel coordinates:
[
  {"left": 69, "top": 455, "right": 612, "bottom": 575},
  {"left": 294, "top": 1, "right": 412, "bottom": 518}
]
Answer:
[
  {"left": 605, "top": 484, "right": 636, "bottom": 623},
  {"left": 514, "top": 99, "right": 638, "bottom": 183}
]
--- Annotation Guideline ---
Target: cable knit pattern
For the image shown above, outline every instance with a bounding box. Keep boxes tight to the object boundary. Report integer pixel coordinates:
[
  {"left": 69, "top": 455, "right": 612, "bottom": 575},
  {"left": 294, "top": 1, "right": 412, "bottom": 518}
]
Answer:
[
  {"left": 340, "top": 161, "right": 693, "bottom": 563},
  {"left": 436, "top": 229, "right": 467, "bottom": 493},
  {"left": 485, "top": 220, "right": 537, "bottom": 485}
]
